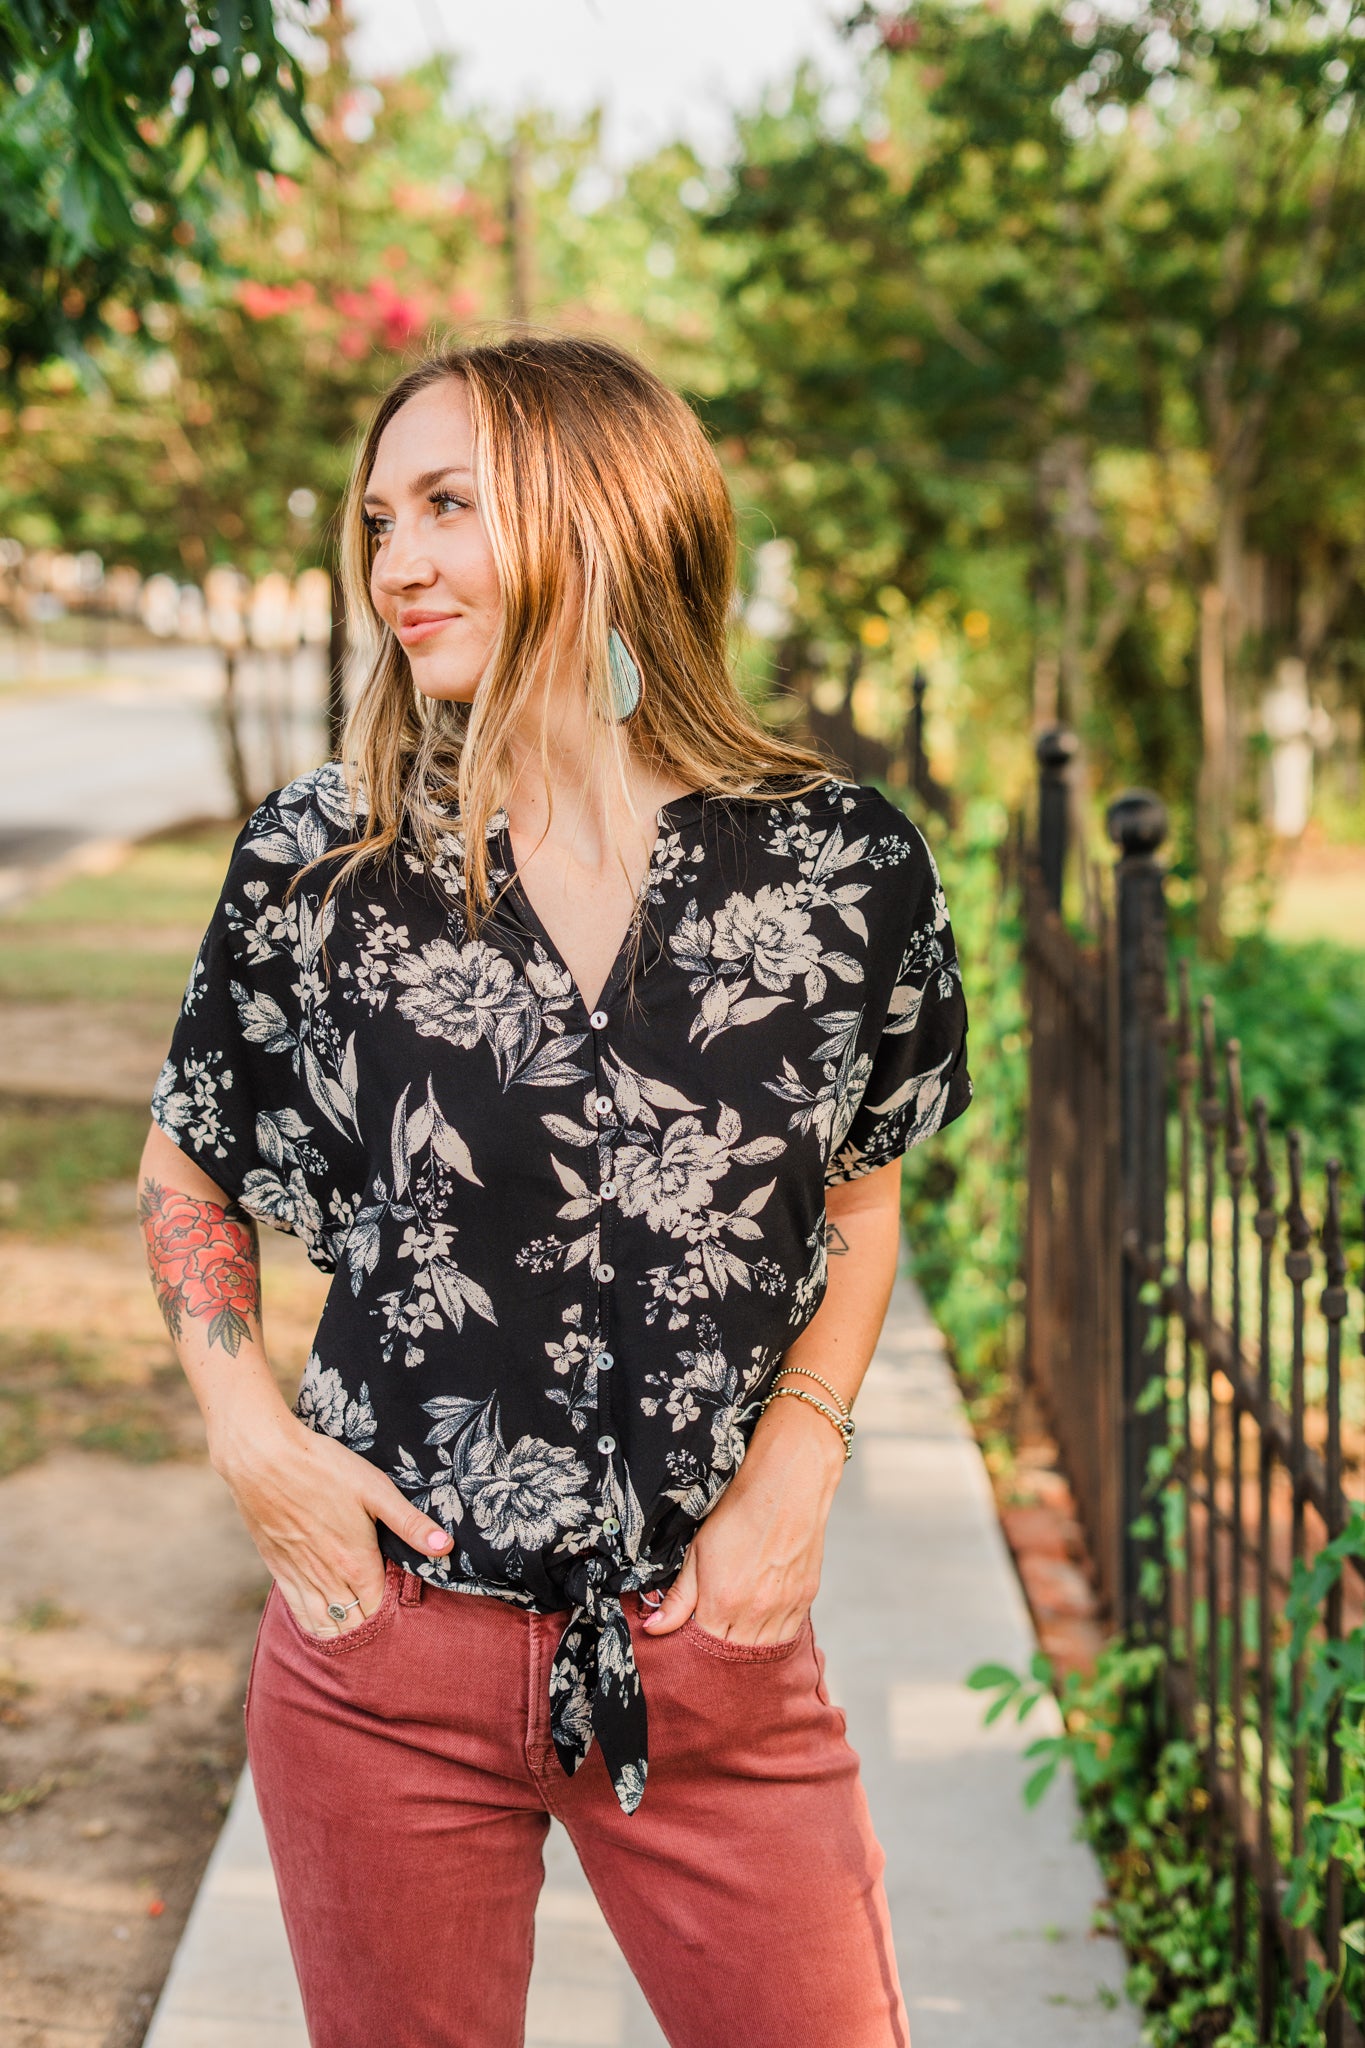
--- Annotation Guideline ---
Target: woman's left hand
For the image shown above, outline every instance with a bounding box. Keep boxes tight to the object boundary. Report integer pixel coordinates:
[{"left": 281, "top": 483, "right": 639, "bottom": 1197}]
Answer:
[{"left": 640, "top": 1391, "right": 846, "bottom": 1646}]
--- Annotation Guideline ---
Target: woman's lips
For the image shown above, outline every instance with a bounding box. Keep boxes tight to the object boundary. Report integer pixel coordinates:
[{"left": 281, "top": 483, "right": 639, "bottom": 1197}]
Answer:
[{"left": 396, "top": 613, "right": 460, "bottom": 645}]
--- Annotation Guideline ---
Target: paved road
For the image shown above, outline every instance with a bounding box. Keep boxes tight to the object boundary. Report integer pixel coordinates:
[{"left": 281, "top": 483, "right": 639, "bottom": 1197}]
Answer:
[
  {"left": 143, "top": 1272, "right": 1141, "bottom": 2048},
  {"left": 0, "top": 645, "right": 328, "bottom": 866}
]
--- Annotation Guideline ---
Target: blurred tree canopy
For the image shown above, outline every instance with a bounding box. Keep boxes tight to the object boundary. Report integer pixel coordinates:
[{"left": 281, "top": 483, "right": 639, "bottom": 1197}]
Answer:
[
  {"left": 0, "top": 0, "right": 315, "bottom": 374},
  {"left": 702, "top": 0, "right": 1365, "bottom": 938},
  {"left": 0, "top": 0, "right": 1362, "bottom": 936}
]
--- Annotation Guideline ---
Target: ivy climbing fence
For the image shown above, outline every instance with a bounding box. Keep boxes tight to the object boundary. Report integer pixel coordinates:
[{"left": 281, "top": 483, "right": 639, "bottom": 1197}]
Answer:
[{"left": 1016, "top": 728, "right": 1365, "bottom": 2044}]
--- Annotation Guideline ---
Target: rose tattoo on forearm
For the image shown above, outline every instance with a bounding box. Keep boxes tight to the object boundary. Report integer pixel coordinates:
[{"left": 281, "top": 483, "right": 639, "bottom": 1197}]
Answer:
[{"left": 139, "top": 1179, "right": 261, "bottom": 1356}]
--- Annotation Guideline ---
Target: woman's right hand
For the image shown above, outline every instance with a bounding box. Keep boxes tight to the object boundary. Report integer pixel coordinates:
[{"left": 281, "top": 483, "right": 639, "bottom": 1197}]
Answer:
[
  {"left": 136, "top": 1126, "right": 455, "bottom": 1640},
  {"left": 212, "top": 1408, "right": 455, "bottom": 1638}
]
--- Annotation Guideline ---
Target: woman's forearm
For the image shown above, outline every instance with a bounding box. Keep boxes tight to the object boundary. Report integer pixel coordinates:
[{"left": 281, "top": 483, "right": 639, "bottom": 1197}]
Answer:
[
  {"left": 642, "top": 1160, "right": 905, "bottom": 1641},
  {"left": 769, "top": 1157, "right": 904, "bottom": 1434},
  {"left": 137, "top": 1123, "right": 298, "bottom": 1474},
  {"left": 137, "top": 1124, "right": 453, "bottom": 1628}
]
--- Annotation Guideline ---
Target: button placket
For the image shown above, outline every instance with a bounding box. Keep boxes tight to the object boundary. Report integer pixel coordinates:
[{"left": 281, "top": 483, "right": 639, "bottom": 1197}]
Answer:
[{"left": 588, "top": 1004, "right": 620, "bottom": 1480}]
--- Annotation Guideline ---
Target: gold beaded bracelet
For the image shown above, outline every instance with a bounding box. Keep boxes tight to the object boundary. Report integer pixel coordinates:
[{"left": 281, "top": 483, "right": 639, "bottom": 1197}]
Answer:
[
  {"left": 760, "top": 1384, "right": 855, "bottom": 1460},
  {"left": 771, "top": 1365, "right": 852, "bottom": 1422}
]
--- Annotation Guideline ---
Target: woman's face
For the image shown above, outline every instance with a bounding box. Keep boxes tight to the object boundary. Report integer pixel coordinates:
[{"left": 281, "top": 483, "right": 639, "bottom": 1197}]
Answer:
[{"left": 364, "top": 378, "right": 500, "bottom": 703}]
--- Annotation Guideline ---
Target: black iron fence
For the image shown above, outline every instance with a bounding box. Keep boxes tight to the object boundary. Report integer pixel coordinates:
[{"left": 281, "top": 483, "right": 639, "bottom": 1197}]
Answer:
[{"left": 1017, "top": 727, "right": 1365, "bottom": 2043}]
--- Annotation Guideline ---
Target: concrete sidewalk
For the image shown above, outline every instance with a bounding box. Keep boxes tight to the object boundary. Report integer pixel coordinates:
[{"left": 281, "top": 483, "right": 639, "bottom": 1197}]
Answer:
[{"left": 143, "top": 1272, "right": 1139, "bottom": 2048}]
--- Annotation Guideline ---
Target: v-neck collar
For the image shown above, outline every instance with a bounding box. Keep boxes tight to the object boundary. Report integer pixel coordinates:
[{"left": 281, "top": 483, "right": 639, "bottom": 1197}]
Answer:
[{"left": 490, "top": 788, "right": 710, "bottom": 1019}]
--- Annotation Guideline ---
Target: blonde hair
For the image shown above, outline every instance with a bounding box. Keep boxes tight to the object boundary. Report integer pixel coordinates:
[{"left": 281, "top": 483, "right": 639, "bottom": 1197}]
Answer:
[{"left": 316, "top": 330, "right": 833, "bottom": 953}]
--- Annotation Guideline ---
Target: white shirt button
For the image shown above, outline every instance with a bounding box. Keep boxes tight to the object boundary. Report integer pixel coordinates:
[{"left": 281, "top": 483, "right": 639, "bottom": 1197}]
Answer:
[
  {"left": 594, "top": 1262, "right": 615, "bottom": 1283},
  {"left": 590, "top": 1009, "right": 609, "bottom": 1029},
  {"left": 597, "top": 1433, "right": 616, "bottom": 1453},
  {"left": 593, "top": 1351, "right": 614, "bottom": 1370},
  {"left": 601, "top": 1516, "right": 621, "bottom": 1534},
  {"left": 594, "top": 1094, "right": 613, "bottom": 1116},
  {"left": 600, "top": 1179, "right": 617, "bottom": 1199}
]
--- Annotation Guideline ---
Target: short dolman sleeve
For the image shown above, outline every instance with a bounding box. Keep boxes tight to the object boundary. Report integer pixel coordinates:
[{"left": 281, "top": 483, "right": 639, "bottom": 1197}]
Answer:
[
  {"left": 149, "top": 778, "right": 366, "bottom": 1274},
  {"left": 823, "top": 806, "right": 973, "bottom": 1185}
]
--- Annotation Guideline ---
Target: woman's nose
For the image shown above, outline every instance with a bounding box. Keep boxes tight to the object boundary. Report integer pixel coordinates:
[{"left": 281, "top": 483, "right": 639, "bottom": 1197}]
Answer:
[{"left": 373, "top": 526, "right": 437, "bottom": 594}]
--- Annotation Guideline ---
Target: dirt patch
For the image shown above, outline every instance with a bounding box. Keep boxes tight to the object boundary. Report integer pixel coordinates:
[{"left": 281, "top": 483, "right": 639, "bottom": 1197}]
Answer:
[
  {"left": 0, "top": 1225, "right": 330, "bottom": 2048},
  {"left": 0, "top": 814, "right": 347, "bottom": 2044}
]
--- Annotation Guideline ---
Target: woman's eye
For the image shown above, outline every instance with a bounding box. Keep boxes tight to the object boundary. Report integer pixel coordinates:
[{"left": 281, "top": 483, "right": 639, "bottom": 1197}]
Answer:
[
  {"left": 362, "top": 511, "right": 393, "bottom": 539},
  {"left": 431, "top": 493, "right": 466, "bottom": 516}
]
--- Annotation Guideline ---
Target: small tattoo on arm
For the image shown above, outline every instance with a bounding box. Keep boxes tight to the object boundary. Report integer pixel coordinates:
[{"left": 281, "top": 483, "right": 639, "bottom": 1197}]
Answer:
[
  {"left": 139, "top": 1178, "right": 261, "bottom": 1357},
  {"left": 824, "top": 1222, "right": 850, "bottom": 1255}
]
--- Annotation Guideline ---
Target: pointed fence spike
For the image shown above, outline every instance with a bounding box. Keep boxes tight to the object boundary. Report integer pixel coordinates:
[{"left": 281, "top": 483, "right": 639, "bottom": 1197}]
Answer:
[
  {"left": 1197, "top": 995, "right": 1224, "bottom": 1138},
  {"left": 1252, "top": 1097, "right": 1277, "bottom": 1230},
  {"left": 1199, "top": 993, "right": 1220, "bottom": 1106},
  {"left": 1322, "top": 1160, "right": 1345, "bottom": 1294},
  {"left": 1224, "top": 1038, "right": 1246, "bottom": 1174},
  {"left": 1285, "top": 1130, "right": 1312, "bottom": 1257}
]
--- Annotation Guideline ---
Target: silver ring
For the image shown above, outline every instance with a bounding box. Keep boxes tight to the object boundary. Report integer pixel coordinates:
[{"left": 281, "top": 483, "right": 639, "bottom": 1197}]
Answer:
[{"left": 326, "top": 1597, "right": 361, "bottom": 1623}]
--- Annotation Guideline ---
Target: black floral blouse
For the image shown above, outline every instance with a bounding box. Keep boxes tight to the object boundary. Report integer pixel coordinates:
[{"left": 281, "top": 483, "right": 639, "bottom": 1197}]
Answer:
[{"left": 151, "top": 762, "right": 972, "bottom": 1814}]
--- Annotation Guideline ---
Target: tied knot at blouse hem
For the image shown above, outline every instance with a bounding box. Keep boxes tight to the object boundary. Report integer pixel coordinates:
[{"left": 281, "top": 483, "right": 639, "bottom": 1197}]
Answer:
[{"left": 151, "top": 762, "right": 972, "bottom": 1814}]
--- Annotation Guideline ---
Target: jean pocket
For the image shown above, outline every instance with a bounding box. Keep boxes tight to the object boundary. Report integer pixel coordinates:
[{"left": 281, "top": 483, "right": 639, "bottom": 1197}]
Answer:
[
  {"left": 276, "top": 1557, "right": 404, "bottom": 1656},
  {"left": 679, "top": 1611, "right": 812, "bottom": 1662}
]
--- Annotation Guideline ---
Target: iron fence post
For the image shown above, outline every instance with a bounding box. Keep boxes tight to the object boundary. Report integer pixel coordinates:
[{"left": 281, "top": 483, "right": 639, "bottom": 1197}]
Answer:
[
  {"left": 1036, "top": 726, "right": 1077, "bottom": 913},
  {"left": 1106, "top": 789, "right": 1170, "bottom": 1636}
]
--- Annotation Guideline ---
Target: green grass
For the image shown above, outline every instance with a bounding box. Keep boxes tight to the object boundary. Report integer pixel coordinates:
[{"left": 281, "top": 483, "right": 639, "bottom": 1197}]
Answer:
[
  {"left": 0, "top": 1330, "right": 180, "bottom": 1476},
  {"left": 0, "top": 1099, "right": 150, "bottom": 1234},
  {"left": 1185, "top": 931, "right": 1365, "bottom": 1192},
  {"left": 0, "top": 827, "right": 236, "bottom": 1005},
  {"left": 0, "top": 942, "right": 202, "bottom": 1005},
  {"left": 2, "top": 830, "right": 237, "bottom": 933}
]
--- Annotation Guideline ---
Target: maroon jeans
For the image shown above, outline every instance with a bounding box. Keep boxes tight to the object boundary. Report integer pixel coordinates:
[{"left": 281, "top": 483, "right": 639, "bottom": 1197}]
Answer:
[{"left": 245, "top": 1557, "right": 912, "bottom": 2048}]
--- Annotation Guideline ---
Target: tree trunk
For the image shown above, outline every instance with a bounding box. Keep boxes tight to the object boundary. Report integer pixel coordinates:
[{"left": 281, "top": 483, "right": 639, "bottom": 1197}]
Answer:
[
  {"left": 219, "top": 650, "right": 253, "bottom": 819},
  {"left": 1196, "top": 583, "right": 1231, "bottom": 955},
  {"left": 1058, "top": 434, "right": 1091, "bottom": 730}
]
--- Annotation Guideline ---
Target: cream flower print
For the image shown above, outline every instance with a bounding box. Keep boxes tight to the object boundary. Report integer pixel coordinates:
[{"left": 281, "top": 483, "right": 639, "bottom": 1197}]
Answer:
[
  {"left": 467, "top": 1437, "right": 594, "bottom": 1551},
  {"left": 613, "top": 1114, "right": 733, "bottom": 1234},
  {"left": 710, "top": 882, "right": 822, "bottom": 990},
  {"left": 295, "top": 1355, "right": 378, "bottom": 1451},
  {"left": 391, "top": 939, "right": 524, "bottom": 1047}
]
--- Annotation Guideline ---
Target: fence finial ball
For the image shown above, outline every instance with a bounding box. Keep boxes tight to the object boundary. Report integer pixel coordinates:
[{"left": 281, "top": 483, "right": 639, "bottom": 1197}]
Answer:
[
  {"left": 1105, "top": 789, "right": 1168, "bottom": 857},
  {"left": 1035, "top": 724, "right": 1078, "bottom": 769}
]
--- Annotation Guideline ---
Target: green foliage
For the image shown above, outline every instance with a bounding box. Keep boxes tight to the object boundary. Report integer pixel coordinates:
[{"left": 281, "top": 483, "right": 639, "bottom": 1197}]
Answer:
[
  {"left": 969, "top": 1442, "right": 1365, "bottom": 2040},
  {"left": 1184, "top": 933, "right": 1365, "bottom": 1189},
  {"left": 703, "top": 0, "right": 1365, "bottom": 867},
  {"left": 970, "top": 1636, "right": 1327, "bottom": 2043},
  {"left": 0, "top": 0, "right": 315, "bottom": 374},
  {"left": 0, "top": 1100, "right": 148, "bottom": 1233},
  {"left": 0, "top": 1328, "right": 179, "bottom": 1473},
  {"left": 899, "top": 794, "right": 1026, "bottom": 1418}
]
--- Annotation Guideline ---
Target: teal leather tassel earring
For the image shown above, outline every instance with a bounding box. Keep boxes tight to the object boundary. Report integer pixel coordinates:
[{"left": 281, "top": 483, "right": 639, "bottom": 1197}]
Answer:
[{"left": 607, "top": 628, "right": 642, "bottom": 721}]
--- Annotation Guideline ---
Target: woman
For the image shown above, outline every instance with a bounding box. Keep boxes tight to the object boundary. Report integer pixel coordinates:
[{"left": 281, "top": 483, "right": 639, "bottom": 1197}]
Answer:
[{"left": 140, "top": 332, "right": 972, "bottom": 2048}]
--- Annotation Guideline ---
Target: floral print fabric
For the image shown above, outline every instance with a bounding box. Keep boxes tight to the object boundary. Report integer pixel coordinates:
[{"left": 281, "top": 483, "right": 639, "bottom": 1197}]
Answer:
[{"left": 151, "top": 763, "right": 972, "bottom": 1813}]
